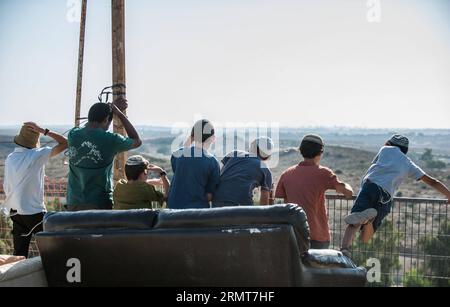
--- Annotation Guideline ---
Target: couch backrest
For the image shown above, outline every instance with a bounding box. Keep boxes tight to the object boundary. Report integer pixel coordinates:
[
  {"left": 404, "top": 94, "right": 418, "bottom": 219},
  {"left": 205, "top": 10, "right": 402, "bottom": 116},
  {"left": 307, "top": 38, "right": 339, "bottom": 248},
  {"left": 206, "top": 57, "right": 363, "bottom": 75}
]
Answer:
[
  {"left": 155, "top": 204, "right": 311, "bottom": 254},
  {"left": 42, "top": 204, "right": 311, "bottom": 254}
]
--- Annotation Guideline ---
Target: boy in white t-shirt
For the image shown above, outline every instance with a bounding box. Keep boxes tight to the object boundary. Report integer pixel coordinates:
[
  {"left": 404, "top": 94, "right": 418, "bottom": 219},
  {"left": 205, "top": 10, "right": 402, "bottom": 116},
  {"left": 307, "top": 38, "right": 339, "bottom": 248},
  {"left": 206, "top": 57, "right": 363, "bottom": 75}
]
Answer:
[
  {"left": 3, "top": 123, "right": 67, "bottom": 258},
  {"left": 340, "top": 135, "right": 450, "bottom": 258}
]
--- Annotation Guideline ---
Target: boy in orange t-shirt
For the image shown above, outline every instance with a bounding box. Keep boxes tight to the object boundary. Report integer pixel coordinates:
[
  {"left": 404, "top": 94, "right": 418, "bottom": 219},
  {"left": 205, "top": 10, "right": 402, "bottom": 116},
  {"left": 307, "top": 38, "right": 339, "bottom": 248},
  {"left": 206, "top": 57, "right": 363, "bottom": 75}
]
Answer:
[{"left": 275, "top": 134, "right": 354, "bottom": 249}]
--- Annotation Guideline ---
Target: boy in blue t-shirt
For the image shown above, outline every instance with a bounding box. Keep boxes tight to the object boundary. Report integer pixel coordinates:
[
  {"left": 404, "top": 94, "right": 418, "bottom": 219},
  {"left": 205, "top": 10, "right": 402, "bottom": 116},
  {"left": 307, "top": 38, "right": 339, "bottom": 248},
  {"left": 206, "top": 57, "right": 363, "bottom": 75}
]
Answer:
[
  {"left": 341, "top": 135, "right": 450, "bottom": 257},
  {"left": 168, "top": 119, "right": 220, "bottom": 209},
  {"left": 213, "top": 137, "right": 274, "bottom": 207}
]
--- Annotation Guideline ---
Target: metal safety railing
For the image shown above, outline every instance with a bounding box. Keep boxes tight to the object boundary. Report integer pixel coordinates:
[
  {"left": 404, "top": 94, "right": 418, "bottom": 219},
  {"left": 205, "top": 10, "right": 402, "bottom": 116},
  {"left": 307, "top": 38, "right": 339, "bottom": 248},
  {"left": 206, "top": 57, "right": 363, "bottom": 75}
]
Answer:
[{"left": 326, "top": 195, "right": 449, "bottom": 287}]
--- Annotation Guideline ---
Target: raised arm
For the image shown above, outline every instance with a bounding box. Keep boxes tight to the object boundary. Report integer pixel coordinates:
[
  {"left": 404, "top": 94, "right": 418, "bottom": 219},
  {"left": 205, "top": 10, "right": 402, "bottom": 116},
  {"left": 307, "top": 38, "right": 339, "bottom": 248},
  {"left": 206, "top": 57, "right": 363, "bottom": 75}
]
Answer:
[
  {"left": 25, "top": 122, "right": 68, "bottom": 157},
  {"left": 148, "top": 164, "right": 170, "bottom": 200},
  {"left": 421, "top": 175, "right": 450, "bottom": 203},
  {"left": 110, "top": 98, "right": 142, "bottom": 149}
]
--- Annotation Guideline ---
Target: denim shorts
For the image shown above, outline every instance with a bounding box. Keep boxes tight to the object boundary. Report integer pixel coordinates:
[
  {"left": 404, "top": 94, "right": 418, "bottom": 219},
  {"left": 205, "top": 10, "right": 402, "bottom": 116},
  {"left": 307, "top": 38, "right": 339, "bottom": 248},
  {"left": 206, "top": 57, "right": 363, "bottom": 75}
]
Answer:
[{"left": 351, "top": 180, "right": 392, "bottom": 232}]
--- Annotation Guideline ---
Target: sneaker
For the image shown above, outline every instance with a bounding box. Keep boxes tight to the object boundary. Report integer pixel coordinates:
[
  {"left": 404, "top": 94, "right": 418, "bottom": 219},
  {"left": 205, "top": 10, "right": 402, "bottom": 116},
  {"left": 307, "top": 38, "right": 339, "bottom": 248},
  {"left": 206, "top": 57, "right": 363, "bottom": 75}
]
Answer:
[{"left": 345, "top": 208, "right": 378, "bottom": 226}]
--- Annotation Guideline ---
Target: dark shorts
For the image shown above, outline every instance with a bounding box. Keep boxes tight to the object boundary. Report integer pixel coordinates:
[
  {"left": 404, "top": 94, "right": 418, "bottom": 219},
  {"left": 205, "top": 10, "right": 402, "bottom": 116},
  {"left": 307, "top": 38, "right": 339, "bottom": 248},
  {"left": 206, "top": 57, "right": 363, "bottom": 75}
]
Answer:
[{"left": 351, "top": 180, "right": 392, "bottom": 232}]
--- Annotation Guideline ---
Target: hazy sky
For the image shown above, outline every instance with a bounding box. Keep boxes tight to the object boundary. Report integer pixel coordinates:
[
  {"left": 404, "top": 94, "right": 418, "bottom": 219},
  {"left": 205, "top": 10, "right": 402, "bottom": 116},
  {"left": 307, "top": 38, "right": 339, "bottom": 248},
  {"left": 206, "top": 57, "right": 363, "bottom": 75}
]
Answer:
[{"left": 0, "top": 0, "right": 449, "bottom": 128}]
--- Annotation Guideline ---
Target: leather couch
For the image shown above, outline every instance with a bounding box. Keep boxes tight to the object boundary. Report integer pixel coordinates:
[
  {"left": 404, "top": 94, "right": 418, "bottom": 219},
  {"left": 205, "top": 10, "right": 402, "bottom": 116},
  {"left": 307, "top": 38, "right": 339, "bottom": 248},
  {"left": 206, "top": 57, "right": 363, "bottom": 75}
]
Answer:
[{"left": 36, "top": 204, "right": 367, "bottom": 287}]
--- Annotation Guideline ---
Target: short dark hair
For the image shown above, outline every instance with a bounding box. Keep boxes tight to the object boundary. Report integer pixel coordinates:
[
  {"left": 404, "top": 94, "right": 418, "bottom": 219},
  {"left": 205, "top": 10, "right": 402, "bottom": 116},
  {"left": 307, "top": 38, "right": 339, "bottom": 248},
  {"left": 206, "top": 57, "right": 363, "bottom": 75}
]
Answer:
[
  {"left": 387, "top": 142, "right": 409, "bottom": 155},
  {"left": 125, "top": 164, "right": 147, "bottom": 181},
  {"left": 300, "top": 140, "right": 324, "bottom": 159},
  {"left": 88, "top": 103, "right": 113, "bottom": 123},
  {"left": 191, "top": 119, "right": 215, "bottom": 143}
]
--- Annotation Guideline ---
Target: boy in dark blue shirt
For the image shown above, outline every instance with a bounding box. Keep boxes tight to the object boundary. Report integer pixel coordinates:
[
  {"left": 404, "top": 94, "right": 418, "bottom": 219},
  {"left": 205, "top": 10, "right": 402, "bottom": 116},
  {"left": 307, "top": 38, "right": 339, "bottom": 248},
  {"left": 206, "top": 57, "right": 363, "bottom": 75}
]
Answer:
[
  {"left": 213, "top": 137, "right": 274, "bottom": 207},
  {"left": 168, "top": 120, "right": 220, "bottom": 209}
]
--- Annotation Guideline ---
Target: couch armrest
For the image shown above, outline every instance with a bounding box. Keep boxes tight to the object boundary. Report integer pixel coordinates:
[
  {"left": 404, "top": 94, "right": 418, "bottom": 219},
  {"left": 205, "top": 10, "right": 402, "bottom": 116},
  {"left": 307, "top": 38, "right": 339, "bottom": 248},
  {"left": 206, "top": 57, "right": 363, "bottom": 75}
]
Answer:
[
  {"left": 0, "top": 257, "right": 48, "bottom": 287},
  {"left": 302, "top": 249, "right": 357, "bottom": 269},
  {"left": 300, "top": 250, "right": 367, "bottom": 287}
]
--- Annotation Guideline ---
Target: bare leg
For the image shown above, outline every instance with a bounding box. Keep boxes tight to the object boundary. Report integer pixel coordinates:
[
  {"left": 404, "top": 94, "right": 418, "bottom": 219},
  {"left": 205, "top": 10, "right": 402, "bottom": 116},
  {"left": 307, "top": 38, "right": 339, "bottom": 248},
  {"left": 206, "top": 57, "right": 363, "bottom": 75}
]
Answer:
[
  {"left": 341, "top": 224, "right": 360, "bottom": 250},
  {"left": 360, "top": 222, "right": 375, "bottom": 243}
]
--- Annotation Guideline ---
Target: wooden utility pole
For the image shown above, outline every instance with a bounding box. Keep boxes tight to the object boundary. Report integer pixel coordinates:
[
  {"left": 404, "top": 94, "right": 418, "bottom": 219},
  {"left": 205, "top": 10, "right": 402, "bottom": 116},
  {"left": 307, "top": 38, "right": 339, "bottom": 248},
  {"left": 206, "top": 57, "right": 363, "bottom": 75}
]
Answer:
[
  {"left": 75, "top": 0, "right": 88, "bottom": 127},
  {"left": 111, "top": 0, "right": 127, "bottom": 181}
]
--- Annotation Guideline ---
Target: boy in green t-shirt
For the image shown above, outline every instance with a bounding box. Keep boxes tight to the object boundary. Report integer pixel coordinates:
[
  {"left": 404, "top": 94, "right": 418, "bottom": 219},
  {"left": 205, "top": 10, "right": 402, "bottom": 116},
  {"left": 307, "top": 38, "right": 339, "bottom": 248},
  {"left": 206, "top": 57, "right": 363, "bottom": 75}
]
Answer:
[
  {"left": 113, "top": 155, "right": 170, "bottom": 210},
  {"left": 67, "top": 99, "right": 142, "bottom": 211}
]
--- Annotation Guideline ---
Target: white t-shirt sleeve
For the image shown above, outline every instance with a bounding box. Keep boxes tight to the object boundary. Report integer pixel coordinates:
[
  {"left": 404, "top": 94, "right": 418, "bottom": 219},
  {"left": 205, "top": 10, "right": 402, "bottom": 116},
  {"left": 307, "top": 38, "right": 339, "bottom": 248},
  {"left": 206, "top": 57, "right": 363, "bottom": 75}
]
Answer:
[
  {"left": 408, "top": 159, "right": 426, "bottom": 181},
  {"left": 32, "top": 147, "right": 53, "bottom": 166}
]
